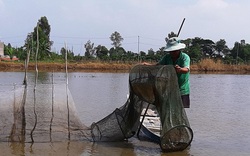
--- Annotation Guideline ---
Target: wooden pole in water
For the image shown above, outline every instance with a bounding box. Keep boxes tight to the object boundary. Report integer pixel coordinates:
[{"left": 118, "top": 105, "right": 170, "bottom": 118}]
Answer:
[
  {"left": 31, "top": 22, "right": 39, "bottom": 143},
  {"left": 65, "top": 42, "right": 70, "bottom": 139},
  {"left": 23, "top": 33, "right": 32, "bottom": 85},
  {"left": 23, "top": 49, "right": 30, "bottom": 85},
  {"left": 35, "top": 23, "right": 39, "bottom": 85},
  {"left": 50, "top": 71, "right": 55, "bottom": 141}
]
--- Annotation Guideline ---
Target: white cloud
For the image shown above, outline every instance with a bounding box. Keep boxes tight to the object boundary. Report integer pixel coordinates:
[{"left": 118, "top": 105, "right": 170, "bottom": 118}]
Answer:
[{"left": 1, "top": 0, "right": 250, "bottom": 52}]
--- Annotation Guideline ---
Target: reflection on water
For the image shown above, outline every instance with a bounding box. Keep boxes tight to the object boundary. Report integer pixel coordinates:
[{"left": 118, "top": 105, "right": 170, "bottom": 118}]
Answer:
[
  {"left": 0, "top": 83, "right": 92, "bottom": 142},
  {"left": 0, "top": 141, "right": 91, "bottom": 156},
  {"left": 68, "top": 72, "right": 130, "bottom": 126},
  {"left": 0, "top": 72, "right": 250, "bottom": 155},
  {"left": 0, "top": 140, "right": 163, "bottom": 156}
]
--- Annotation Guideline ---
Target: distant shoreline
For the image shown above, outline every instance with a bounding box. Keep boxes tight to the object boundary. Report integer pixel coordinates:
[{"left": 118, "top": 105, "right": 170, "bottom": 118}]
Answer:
[
  {"left": 0, "top": 61, "right": 132, "bottom": 72},
  {"left": 1, "top": 60, "right": 250, "bottom": 74}
]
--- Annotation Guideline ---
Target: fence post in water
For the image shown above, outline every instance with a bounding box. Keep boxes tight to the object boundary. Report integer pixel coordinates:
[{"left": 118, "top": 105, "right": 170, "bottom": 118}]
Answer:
[
  {"left": 64, "top": 42, "right": 71, "bottom": 140},
  {"left": 30, "top": 22, "right": 40, "bottom": 143}
]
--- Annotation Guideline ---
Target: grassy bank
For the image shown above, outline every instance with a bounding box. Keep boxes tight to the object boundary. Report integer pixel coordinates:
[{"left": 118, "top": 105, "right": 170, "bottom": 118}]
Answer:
[
  {"left": 191, "top": 59, "right": 250, "bottom": 72},
  {"left": 0, "top": 61, "right": 133, "bottom": 72},
  {"left": 1, "top": 59, "right": 250, "bottom": 73}
]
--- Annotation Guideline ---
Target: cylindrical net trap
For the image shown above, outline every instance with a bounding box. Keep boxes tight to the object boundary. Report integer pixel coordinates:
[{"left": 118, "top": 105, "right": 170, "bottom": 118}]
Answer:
[
  {"left": 160, "top": 125, "right": 193, "bottom": 152},
  {"left": 129, "top": 65, "right": 193, "bottom": 152}
]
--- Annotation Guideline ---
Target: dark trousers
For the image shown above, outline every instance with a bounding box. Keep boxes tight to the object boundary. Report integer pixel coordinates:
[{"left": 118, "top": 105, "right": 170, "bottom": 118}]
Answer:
[{"left": 181, "top": 94, "right": 190, "bottom": 108}]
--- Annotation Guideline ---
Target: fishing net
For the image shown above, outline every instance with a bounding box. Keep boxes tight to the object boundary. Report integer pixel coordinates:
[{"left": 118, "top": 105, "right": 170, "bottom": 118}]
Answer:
[
  {"left": 0, "top": 83, "right": 91, "bottom": 143},
  {"left": 91, "top": 65, "right": 193, "bottom": 152},
  {"left": 0, "top": 64, "right": 192, "bottom": 152},
  {"left": 130, "top": 65, "right": 193, "bottom": 151}
]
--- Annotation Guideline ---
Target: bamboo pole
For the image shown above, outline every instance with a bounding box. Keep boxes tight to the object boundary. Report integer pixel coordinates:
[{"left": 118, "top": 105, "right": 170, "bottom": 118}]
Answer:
[
  {"left": 23, "top": 49, "right": 30, "bottom": 85},
  {"left": 30, "top": 22, "right": 39, "bottom": 143},
  {"left": 65, "top": 42, "right": 70, "bottom": 139}
]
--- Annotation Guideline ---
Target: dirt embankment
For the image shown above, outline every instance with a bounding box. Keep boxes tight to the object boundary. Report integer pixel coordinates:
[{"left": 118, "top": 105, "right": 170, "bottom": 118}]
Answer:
[
  {"left": 0, "top": 61, "right": 133, "bottom": 72},
  {"left": 1, "top": 59, "right": 250, "bottom": 73}
]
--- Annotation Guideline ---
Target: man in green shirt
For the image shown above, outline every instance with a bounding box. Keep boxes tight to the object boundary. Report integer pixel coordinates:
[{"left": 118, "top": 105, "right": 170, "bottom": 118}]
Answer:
[{"left": 144, "top": 37, "right": 190, "bottom": 108}]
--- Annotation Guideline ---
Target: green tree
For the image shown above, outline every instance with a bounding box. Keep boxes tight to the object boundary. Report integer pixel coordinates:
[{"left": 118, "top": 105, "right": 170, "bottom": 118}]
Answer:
[
  {"left": 231, "top": 42, "right": 240, "bottom": 59},
  {"left": 241, "top": 44, "right": 250, "bottom": 63},
  {"left": 168, "top": 31, "right": 177, "bottom": 38},
  {"left": 231, "top": 41, "right": 250, "bottom": 64},
  {"left": 109, "top": 47, "right": 126, "bottom": 61},
  {"left": 15, "top": 47, "right": 26, "bottom": 60},
  {"left": 188, "top": 37, "right": 215, "bottom": 58},
  {"left": 185, "top": 44, "right": 202, "bottom": 63},
  {"left": 4, "top": 43, "right": 14, "bottom": 58},
  {"left": 117, "top": 47, "right": 126, "bottom": 61},
  {"left": 154, "top": 47, "right": 166, "bottom": 61},
  {"left": 84, "top": 40, "right": 95, "bottom": 58},
  {"left": 200, "top": 39, "right": 215, "bottom": 57},
  {"left": 110, "top": 31, "right": 124, "bottom": 49},
  {"left": 60, "top": 47, "right": 74, "bottom": 60},
  {"left": 165, "top": 31, "right": 177, "bottom": 42},
  {"left": 126, "top": 51, "right": 138, "bottom": 61},
  {"left": 96, "top": 45, "right": 109, "bottom": 59},
  {"left": 24, "top": 16, "right": 53, "bottom": 60},
  {"left": 24, "top": 33, "right": 34, "bottom": 60},
  {"left": 148, "top": 48, "right": 155, "bottom": 56},
  {"left": 109, "top": 47, "right": 116, "bottom": 60},
  {"left": 214, "top": 39, "right": 229, "bottom": 58}
]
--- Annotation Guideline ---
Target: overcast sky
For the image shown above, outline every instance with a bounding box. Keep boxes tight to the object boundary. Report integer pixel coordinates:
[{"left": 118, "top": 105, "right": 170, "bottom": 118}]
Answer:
[{"left": 1, "top": 0, "right": 250, "bottom": 55}]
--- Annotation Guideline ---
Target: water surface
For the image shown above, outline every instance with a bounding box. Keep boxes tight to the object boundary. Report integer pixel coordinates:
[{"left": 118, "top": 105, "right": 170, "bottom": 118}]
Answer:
[{"left": 0, "top": 71, "right": 250, "bottom": 156}]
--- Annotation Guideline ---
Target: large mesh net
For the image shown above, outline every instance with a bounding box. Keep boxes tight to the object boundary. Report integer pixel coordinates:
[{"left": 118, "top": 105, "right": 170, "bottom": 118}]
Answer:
[
  {"left": 91, "top": 65, "right": 193, "bottom": 152},
  {"left": 0, "top": 83, "right": 92, "bottom": 143},
  {"left": 0, "top": 65, "right": 193, "bottom": 152}
]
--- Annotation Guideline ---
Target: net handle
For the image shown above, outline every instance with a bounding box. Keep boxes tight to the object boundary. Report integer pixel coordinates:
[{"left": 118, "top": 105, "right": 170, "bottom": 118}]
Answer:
[
  {"left": 136, "top": 103, "right": 150, "bottom": 139},
  {"left": 177, "top": 18, "right": 185, "bottom": 37}
]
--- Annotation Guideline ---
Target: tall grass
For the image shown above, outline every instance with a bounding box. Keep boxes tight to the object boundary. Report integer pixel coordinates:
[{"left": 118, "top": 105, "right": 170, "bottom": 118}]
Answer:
[
  {"left": 191, "top": 59, "right": 250, "bottom": 72},
  {"left": 1, "top": 59, "right": 250, "bottom": 72}
]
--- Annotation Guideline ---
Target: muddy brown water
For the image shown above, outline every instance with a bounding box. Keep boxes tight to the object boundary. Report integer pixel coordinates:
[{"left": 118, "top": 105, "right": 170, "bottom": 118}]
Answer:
[{"left": 0, "top": 71, "right": 250, "bottom": 156}]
